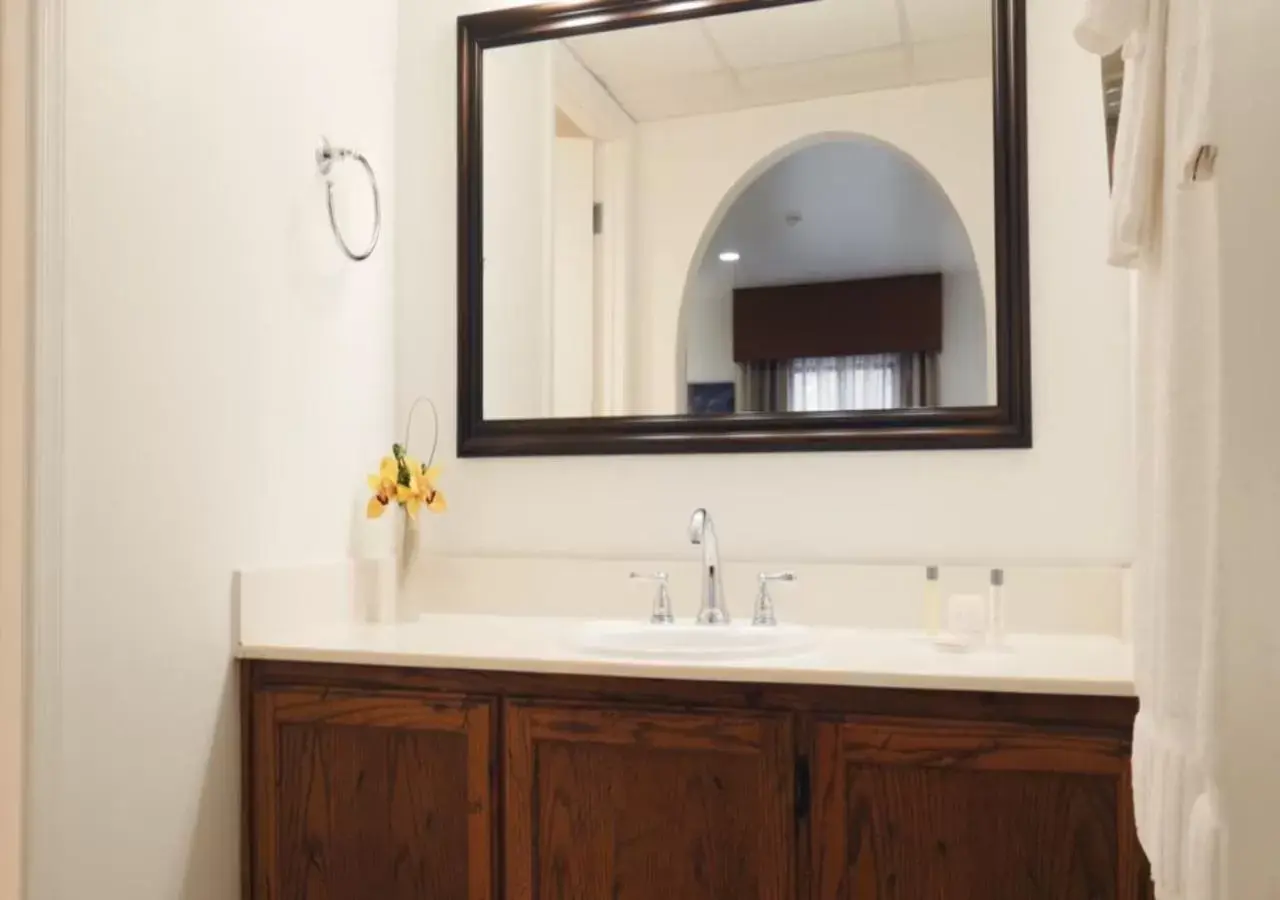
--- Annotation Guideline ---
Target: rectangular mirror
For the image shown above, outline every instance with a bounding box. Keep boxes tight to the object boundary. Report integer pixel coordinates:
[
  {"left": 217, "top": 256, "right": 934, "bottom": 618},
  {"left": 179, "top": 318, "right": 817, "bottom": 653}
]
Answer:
[{"left": 458, "top": 0, "right": 1029, "bottom": 456}]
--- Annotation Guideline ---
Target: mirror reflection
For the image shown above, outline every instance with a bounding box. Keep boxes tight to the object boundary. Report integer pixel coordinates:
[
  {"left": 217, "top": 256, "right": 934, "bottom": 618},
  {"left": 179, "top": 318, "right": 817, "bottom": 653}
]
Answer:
[{"left": 482, "top": 0, "right": 995, "bottom": 420}]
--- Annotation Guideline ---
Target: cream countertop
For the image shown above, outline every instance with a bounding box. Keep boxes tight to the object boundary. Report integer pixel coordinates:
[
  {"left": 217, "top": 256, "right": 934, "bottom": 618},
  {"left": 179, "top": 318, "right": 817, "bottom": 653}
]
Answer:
[{"left": 238, "top": 613, "right": 1135, "bottom": 697}]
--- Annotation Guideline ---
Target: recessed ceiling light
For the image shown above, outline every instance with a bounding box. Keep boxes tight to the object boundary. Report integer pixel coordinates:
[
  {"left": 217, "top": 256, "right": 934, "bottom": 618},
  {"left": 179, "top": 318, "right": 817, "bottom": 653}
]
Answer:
[{"left": 718, "top": 251, "right": 741, "bottom": 262}]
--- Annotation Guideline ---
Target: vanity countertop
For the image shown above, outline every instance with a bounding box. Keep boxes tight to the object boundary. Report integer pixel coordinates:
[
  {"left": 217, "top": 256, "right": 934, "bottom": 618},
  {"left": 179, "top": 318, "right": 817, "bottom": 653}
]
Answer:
[{"left": 237, "top": 613, "right": 1135, "bottom": 697}]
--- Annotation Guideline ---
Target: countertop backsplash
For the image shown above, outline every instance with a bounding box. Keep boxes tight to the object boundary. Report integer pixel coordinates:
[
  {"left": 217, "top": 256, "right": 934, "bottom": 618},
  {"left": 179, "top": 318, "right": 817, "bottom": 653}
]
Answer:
[
  {"left": 397, "top": 555, "right": 1128, "bottom": 638},
  {"left": 234, "top": 555, "right": 1128, "bottom": 641}
]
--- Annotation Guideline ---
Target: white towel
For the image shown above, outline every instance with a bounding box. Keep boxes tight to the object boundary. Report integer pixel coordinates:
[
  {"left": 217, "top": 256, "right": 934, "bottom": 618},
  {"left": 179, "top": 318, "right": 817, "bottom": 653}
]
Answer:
[
  {"left": 1077, "top": 1, "right": 1225, "bottom": 899},
  {"left": 1079, "top": 0, "right": 1216, "bottom": 264},
  {"left": 1080, "top": 0, "right": 1167, "bottom": 267},
  {"left": 1074, "top": 0, "right": 1148, "bottom": 55},
  {"left": 1170, "top": 0, "right": 1215, "bottom": 184}
]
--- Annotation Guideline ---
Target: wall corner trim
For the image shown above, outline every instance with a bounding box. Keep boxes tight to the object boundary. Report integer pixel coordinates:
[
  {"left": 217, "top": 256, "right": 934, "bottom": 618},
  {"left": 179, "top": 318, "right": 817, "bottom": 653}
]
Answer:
[{"left": 26, "top": 0, "right": 66, "bottom": 895}]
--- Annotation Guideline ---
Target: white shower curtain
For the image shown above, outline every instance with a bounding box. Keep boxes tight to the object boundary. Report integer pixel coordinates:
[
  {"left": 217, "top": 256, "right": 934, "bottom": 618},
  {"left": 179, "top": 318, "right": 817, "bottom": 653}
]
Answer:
[{"left": 1077, "top": 1, "right": 1226, "bottom": 898}]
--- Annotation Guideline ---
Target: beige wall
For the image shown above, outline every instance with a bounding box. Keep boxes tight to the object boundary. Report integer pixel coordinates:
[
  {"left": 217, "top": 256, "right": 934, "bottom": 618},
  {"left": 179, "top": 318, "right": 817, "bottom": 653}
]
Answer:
[
  {"left": 0, "top": 0, "right": 30, "bottom": 895},
  {"left": 39, "top": 2, "right": 398, "bottom": 897},
  {"left": 1214, "top": 0, "right": 1280, "bottom": 892}
]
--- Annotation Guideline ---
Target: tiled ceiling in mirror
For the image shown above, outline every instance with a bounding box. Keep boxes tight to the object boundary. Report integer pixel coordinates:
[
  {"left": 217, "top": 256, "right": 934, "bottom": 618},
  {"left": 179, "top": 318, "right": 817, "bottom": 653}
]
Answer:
[{"left": 563, "top": 0, "right": 992, "bottom": 121}]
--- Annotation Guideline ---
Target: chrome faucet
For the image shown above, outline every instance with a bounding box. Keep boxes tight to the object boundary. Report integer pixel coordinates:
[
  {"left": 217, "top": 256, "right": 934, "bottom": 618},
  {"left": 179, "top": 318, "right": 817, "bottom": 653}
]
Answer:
[{"left": 689, "top": 508, "right": 729, "bottom": 624}]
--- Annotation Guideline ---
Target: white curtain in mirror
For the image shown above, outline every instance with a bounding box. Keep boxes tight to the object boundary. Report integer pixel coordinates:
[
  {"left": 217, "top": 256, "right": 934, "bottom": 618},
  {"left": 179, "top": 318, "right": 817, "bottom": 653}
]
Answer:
[
  {"left": 739, "top": 354, "right": 915, "bottom": 413},
  {"left": 789, "top": 355, "right": 903, "bottom": 412}
]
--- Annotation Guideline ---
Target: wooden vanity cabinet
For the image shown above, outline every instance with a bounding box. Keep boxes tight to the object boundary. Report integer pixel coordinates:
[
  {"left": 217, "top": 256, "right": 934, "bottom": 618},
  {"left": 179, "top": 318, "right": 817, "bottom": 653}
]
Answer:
[
  {"left": 505, "top": 701, "right": 795, "bottom": 899},
  {"left": 245, "top": 685, "right": 496, "bottom": 900},
  {"left": 810, "top": 716, "right": 1146, "bottom": 900},
  {"left": 243, "top": 661, "right": 1149, "bottom": 900}
]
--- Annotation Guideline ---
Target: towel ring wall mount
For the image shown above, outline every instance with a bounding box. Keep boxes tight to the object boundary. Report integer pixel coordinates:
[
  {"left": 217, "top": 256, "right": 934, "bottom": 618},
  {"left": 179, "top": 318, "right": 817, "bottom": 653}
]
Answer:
[{"left": 316, "top": 136, "right": 381, "bottom": 262}]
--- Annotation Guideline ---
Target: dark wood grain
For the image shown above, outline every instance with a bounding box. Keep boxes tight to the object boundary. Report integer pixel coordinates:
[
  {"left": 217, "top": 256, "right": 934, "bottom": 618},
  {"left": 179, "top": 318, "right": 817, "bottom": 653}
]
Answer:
[
  {"left": 1120, "top": 763, "right": 1157, "bottom": 900},
  {"left": 835, "top": 716, "right": 1131, "bottom": 773},
  {"left": 248, "top": 688, "right": 494, "bottom": 900},
  {"left": 247, "top": 660, "right": 1139, "bottom": 734},
  {"left": 242, "top": 661, "right": 1150, "bottom": 900},
  {"left": 813, "top": 717, "right": 1133, "bottom": 900},
  {"left": 240, "top": 661, "right": 255, "bottom": 900},
  {"left": 456, "top": 0, "right": 1032, "bottom": 457},
  {"left": 504, "top": 701, "right": 795, "bottom": 899}
]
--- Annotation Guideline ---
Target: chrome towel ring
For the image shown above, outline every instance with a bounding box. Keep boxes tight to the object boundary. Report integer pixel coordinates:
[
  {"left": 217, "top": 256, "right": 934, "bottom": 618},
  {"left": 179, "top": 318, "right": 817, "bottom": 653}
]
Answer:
[{"left": 316, "top": 136, "right": 381, "bottom": 261}]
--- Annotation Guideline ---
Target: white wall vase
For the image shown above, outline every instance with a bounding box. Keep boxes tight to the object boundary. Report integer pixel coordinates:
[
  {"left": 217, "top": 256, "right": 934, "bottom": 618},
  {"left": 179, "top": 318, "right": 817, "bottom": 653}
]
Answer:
[
  {"left": 399, "top": 510, "right": 420, "bottom": 586},
  {"left": 359, "top": 397, "right": 442, "bottom": 623},
  {"left": 390, "top": 395, "right": 441, "bottom": 593},
  {"left": 358, "top": 504, "right": 423, "bottom": 624}
]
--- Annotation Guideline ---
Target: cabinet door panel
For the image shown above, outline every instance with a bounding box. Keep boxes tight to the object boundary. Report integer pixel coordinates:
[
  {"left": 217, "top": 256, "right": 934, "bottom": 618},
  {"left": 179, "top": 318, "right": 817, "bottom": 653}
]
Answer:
[
  {"left": 813, "top": 717, "right": 1143, "bottom": 900},
  {"left": 251, "top": 689, "right": 493, "bottom": 900},
  {"left": 506, "top": 703, "right": 795, "bottom": 900}
]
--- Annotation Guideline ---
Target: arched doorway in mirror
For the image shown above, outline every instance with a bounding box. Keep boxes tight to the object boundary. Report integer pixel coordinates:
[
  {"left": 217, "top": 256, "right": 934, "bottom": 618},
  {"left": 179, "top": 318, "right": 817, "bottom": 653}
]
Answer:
[{"left": 678, "top": 134, "right": 990, "bottom": 416}]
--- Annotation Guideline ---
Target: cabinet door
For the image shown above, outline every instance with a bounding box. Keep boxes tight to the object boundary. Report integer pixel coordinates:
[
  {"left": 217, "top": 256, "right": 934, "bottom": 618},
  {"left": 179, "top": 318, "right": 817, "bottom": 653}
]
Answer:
[
  {"left": 812, "top": 716, "right": 1146, "bottom": 900},
  {"left": 505, "top": 701, "right": 795, "bottom": 900},
  {"left": 249, "top": 688, "right": 494, "bottom": 900}
]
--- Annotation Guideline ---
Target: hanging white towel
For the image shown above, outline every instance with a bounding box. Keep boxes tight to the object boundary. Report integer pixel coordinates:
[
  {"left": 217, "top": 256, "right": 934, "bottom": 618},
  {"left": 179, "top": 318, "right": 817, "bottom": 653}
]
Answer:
[
  {"left": 1077, "top": 1, "right": 1226, "bottom": 898},
  {"left": 1170, "top": 0, "right": 1215, "bottom": 184},
  {"left": 1126, "top": 166, "right": 1224, "bottom": 900},
  {"left": 1074, "top": 0, "right": 1148, "bottom": 55},
  {"left": 1078, "top": 0, "right": 1167, "bottom": 267},
  {"left": 1079, "top": 0, "right": 1217, "bottom": 263}
]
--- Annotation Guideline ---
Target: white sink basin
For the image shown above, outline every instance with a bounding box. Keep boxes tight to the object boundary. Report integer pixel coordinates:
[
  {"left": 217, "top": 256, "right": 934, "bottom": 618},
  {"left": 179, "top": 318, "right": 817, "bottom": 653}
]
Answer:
[{"left": 576, "top": 621, "right": 816, "bottom": 661}]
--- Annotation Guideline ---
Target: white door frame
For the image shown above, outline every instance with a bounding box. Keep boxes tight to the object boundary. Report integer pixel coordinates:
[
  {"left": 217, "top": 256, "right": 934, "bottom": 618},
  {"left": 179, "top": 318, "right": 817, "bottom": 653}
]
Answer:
[
  {"left": 592, "top": 138, "right": 632, "bottom": 416},
  {"left": 14, "top": 0, "right": 67, "bottom": 897},
  {"left": 551, "top": 45, "right": 634, "bottom": 416},
  {"left": 0, "top": 0, "right": 33, "bottom": 896}
]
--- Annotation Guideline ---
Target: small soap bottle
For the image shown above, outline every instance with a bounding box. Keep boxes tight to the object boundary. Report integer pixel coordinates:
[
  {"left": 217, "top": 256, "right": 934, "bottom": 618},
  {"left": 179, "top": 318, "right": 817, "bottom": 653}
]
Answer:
[
  {"left": 924, "top": 566, "right": 941, "bottom": 637},
  {"left": 988, "top": 568, "right": 1006, "bottom": 646}
]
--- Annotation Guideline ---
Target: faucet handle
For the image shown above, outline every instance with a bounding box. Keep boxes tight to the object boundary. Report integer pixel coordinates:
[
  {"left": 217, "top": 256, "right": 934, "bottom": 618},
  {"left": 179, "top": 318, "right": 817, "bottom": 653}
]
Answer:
[
  {"left": 630, "top": 572, "right": 674, "bottom": 624},
  {"left": 752, "top": 572, "right": 797, "bottom": 626}
]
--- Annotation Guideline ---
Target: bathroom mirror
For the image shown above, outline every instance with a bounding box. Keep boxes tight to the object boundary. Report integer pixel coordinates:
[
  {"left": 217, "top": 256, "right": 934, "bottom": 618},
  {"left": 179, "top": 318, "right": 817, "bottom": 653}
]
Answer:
[{"left": 458, "top": 0, "right": 1029, "bottom": 456}]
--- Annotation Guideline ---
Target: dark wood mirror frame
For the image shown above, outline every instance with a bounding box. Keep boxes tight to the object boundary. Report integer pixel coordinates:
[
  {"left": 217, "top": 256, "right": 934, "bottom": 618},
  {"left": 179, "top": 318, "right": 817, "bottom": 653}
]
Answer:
[{"left": 458, "top": 0, "right": 1029, "bottom": 457}]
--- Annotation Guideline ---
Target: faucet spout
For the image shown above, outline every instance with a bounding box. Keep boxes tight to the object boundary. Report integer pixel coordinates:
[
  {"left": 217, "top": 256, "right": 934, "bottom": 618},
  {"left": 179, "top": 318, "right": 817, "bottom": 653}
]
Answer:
[{"left": 689, "top": 508, "right": 729, "bottom": 624}]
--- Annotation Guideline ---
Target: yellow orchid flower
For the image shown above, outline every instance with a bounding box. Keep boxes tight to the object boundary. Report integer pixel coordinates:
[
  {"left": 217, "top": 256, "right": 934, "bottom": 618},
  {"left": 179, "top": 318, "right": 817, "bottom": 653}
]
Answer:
[
  {"left": 397, "top": 480, "right": 423, "bottom": 520},
  {"left": 365, "top": 456, "right": 399, "bottom": 519},
  {"left": 419, "top": 465, "right": 448, "bottom": 513},
  {"left": 366, "top": 444, "right": 447, "bottom": 519}
]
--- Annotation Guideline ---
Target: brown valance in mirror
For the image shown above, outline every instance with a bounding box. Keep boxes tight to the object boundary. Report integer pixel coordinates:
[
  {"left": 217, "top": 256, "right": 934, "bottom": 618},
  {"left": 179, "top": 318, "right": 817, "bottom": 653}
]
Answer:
[{"left": 732, "top": 274, "right": 943, "bottom": 363}]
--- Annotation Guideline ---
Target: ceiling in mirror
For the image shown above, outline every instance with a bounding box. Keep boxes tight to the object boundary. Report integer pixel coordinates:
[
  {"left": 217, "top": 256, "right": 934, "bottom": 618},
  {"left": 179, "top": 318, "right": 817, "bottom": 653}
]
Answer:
[
  {"left": 561, "top": 0, "right": 991, "bottom": 121},
  {"left": 458, "top": 0, "right": 1029, "bottom": 455}
]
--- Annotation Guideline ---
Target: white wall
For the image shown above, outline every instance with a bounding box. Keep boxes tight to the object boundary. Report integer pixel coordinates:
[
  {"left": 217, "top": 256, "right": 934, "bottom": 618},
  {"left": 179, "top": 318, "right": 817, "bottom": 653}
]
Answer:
[
  {"left": 483, "top": 43, "right": 636, "bottom": 419},
  {"left": 35, "top": 3, "right": 399, "bottom": 898},
  {"left": 551, "top": 44, "right": 637, "bottom": 416},
  {"left": 682, "top": 255, "right": 736, "bottom": 392},
  {"left": 396, "top": 0, "right": 1133, "bottom": 564},
  {"left": 482, "top": 43, "right": 553, "bottom": 419},
  {"left": 1212, "top": 0, "right": 1280, "bottom": 891},
  {"left": 550, "top": 136, "right": 596, "bottom": 417},
  {"left": 634, "top": 78, "right": 996, "bottom": 414},
  {"left": 939, "top": 266, "right": 989, "bottom": 406}
]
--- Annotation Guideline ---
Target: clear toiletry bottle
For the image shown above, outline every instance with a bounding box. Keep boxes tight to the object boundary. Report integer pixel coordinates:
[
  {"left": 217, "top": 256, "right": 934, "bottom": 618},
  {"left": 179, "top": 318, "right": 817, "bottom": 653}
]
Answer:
[
  {"left": 925, "top": 566, "right": 941, "bottom": 637},
  {"left": 988, "top": 568, "right": 1005, "bottom": 647}
]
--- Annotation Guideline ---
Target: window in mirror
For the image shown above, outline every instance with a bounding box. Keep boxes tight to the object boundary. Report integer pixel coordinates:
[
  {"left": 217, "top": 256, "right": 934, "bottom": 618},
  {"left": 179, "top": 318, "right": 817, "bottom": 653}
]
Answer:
[{"left": 736, "top": 353, "right": 927, "bottom": 415}]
